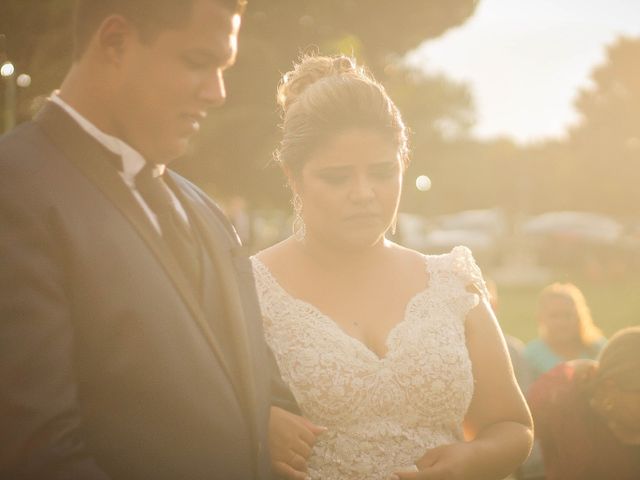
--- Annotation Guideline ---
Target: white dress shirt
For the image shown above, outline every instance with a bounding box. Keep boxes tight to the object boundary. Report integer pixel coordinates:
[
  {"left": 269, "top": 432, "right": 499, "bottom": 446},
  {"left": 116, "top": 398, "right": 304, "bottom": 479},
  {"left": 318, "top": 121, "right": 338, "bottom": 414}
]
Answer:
[{"left": 50, "top": 93, "right": 190, "bottom": 233}]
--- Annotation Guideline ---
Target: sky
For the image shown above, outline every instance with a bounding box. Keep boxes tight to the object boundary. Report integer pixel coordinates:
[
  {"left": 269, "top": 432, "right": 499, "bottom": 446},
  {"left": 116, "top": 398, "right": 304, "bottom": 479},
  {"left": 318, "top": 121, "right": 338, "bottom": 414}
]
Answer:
[{"left": 406, "top": 0, "right": 640, "bottom": 144}]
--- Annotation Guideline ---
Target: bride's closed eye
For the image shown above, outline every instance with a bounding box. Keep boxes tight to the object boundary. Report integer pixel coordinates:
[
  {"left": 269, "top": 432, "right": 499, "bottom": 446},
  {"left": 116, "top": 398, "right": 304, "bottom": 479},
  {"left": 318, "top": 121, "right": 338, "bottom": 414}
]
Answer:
[
  {"left": 313, "top": 166, "right": 351, "bottom": 186},
  {"left": 369, "top": 162, "right": 399, "bottom": 180},
  {"left": 318, "top": 173, "right": 349, "bottom": 186}
]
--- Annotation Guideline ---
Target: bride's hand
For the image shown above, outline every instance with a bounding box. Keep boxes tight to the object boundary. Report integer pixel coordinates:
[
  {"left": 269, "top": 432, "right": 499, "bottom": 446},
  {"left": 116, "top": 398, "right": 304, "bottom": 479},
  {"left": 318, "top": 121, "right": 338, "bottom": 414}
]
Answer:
[
  {"left": 269, "top": 406, "right": 327, "bottom": 480},
  {"left": 393, "top": 442, "right": 475, "bottom": 480}
]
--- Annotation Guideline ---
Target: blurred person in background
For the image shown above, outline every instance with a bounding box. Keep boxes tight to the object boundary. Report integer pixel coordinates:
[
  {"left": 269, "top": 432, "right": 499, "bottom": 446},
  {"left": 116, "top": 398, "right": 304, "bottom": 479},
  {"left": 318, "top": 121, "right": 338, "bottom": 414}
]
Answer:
[
  {"left": 524, "top": 282, "right": 606, "bottom": 380},
  {"left": 253, "top": 54, "right": 533, "bottom": 480},
  {"left": 528, "top": 326, "right": 640, "bottom": 480}
]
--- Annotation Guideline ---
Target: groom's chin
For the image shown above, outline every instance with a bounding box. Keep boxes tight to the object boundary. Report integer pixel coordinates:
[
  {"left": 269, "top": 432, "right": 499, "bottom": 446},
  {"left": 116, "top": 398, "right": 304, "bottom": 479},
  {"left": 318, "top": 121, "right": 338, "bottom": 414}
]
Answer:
[{"left": 155, "top": 137, "right": 194, "bottom": 165}]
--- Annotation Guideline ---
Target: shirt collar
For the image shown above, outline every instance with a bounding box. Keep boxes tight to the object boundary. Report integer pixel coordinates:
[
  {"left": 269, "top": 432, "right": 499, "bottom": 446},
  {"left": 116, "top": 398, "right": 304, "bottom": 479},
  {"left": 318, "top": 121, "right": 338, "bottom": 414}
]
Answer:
[{"left": 49, "top": 92, "right": 165, "bottom": 182}]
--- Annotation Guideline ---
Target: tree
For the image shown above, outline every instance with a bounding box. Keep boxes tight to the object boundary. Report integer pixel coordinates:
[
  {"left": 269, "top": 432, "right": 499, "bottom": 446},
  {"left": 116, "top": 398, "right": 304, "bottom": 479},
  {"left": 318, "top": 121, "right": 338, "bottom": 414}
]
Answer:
[
  {"left": 1, "top": 0, "right": 479, "bottom": 206},
  {"left": 182, "top": 0, "right": 480, "bottom": 205},
  {"left": 0, "top": 1, "right": 73, "bottom": 121},
  {"left": 382, "top": 66, "right": 477, "bottom": 215},
  {"left": 565, "top": 36, "right": 640, "bottom": 215}
]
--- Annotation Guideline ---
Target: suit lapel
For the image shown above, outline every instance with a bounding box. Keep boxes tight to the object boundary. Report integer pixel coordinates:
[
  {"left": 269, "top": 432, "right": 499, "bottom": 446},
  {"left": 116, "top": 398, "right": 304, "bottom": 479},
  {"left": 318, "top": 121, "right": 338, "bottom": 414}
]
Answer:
[
  {"left": 169, "top": 176, "right": 259, "bottom": 442},
  {"left": 34, "top": 102, "right": 235, "bottom": 383}
]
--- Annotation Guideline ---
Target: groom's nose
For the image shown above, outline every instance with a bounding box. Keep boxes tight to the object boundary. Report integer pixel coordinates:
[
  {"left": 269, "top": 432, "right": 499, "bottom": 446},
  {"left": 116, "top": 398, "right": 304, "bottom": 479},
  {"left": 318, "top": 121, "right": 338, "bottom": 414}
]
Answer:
[{"left": 200, "top": 69, "right": 226, "bottom": 109}]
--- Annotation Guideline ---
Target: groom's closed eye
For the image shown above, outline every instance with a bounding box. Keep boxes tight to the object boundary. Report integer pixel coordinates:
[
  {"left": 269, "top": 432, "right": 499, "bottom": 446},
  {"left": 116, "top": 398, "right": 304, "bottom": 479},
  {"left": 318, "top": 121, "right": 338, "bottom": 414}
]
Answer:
[
  {"left": 181, "top": 51, "right": 220, "bottom": 71},
  {"left": 182, "top": 55, "right": 211, "bottom": 70},
  {"left": 181, "top": 48, "right": 235, "bottom": 72}
]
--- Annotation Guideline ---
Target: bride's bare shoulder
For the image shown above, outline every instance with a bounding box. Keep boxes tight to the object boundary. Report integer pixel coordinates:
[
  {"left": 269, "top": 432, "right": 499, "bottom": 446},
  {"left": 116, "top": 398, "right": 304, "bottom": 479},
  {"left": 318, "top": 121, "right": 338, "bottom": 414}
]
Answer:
[
  {"left": 253, "top": 237, "right": 297, "bottom": 267},
  {"left": 385, "top": 240, "right": 427, "bottom": 265}
]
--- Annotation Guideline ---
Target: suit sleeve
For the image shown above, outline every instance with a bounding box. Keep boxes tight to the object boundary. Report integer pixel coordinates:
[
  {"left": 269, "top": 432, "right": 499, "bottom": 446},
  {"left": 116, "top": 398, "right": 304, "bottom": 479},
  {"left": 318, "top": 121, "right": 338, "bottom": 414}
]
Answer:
[
  {"left": 0, "top": 158, "right": 111, "bottom": 479},
  {"left": 267, "top": 348, "right": 301, "bottom": 415},
  {"left": 189, "top": 182, "right": 301, "bottom": 415}
]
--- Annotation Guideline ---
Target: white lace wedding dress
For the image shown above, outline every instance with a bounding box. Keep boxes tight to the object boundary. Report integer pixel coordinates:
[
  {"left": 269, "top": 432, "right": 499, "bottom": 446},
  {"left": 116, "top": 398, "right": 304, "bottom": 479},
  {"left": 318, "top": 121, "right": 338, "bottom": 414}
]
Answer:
[{"left": 252, "top": 246, "right": 488, "bottom": 480}]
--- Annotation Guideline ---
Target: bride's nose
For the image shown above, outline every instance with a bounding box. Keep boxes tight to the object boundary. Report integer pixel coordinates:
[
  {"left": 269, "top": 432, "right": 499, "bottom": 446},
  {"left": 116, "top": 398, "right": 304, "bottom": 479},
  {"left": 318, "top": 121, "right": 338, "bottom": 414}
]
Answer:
[{"left": 348, "top": 175, "right": 375, "bottom": 203}]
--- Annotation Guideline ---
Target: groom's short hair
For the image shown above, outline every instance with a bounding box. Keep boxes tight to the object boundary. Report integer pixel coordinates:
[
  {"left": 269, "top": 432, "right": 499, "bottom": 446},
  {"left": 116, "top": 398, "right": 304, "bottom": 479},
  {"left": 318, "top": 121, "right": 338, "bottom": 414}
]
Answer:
[{"left": 73, "top": 0, "right": 246, "bottom": 59}]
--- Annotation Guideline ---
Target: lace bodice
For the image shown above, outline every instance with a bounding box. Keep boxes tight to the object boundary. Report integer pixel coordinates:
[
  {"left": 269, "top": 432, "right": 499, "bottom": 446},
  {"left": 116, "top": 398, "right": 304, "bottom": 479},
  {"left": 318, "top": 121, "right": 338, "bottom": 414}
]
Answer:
[{"left": 252, "top": 246, "right": 488, "bottom": 479}]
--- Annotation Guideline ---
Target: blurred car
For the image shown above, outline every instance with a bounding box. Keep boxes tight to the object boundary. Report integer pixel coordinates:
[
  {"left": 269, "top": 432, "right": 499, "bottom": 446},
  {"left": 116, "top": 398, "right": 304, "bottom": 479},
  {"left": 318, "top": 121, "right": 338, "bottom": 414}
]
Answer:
[
  {"left": 521, "top": 211, "right": 626, "bottom": 276},
  {"left": 397, "top": 209, "right": 507, "bottom": 266},
  {"left": 436, "top": 208, "right": 508, "bottom": 236},
  {"left": 522, "top": 211, "right": 622, "bottom": 244}
]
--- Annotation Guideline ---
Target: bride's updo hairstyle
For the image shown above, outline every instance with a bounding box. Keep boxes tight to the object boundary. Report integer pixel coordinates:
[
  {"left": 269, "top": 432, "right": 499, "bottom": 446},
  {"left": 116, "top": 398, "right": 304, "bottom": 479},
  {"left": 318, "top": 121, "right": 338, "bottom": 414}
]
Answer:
[{"left": 275, "top": 54, "right": 409, "bottom": 176}]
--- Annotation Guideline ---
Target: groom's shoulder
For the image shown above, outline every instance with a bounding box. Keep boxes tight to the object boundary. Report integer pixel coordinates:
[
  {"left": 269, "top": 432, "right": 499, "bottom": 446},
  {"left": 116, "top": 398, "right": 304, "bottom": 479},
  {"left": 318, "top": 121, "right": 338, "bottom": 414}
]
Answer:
[
  {"left": 0, "top": 119, "right": 45, "bottom": 156},
  {"left": 0, "top": 120, "right": 55, "bottom": 179},
  {"left": 168, "top": 170, "right": 239, "bottom": 241},
  {"left": 169, "top": 171, "right": 221, "bottom": 211}
]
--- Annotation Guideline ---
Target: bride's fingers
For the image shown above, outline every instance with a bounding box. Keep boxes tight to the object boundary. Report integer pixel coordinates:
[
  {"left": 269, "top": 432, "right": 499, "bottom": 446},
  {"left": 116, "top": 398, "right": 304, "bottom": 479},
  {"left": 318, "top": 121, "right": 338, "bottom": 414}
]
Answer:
[
  {"left": 394, "top": 470, "right": 437, "bottom": 480},
  {"left": 297, "top": 428, "right": 318, "bottom": 447},
  {"left": 396, "top": 462, "right": 455, "bottom": 480},
  {"left": 299, "top": 416, "right": 328, "bottom": 436},
  {"left": 273, "top": 460, "right": 308, "bottom": 480},
  {"left": 393, "top": 465, "right": 420, "bottom": 479},
  {"left": 292, "top": 439, "right": 313, "bottom": 459},
  {"left": 415, "top": 450, "right": 440, "bottom": 470},
  {"left": 394, "top": 472, "right": 421, "bottom": 479},
  {"left": 287, "top": 451, "right": 309, "bottom": 472}
]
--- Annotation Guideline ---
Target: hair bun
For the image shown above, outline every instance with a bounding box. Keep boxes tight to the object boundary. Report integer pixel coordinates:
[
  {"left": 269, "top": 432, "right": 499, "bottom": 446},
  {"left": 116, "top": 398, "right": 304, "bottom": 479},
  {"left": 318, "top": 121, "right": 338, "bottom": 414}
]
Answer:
[{"left": 277, "top": 54, "right": 360, "bottom": 114}]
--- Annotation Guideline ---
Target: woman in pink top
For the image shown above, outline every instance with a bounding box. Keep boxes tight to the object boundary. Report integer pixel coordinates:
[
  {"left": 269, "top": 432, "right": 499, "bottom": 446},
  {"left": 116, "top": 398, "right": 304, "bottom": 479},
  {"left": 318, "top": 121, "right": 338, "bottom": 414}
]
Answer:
[{"left": 528, "top": 326, "right": 640, "bottom": 480}]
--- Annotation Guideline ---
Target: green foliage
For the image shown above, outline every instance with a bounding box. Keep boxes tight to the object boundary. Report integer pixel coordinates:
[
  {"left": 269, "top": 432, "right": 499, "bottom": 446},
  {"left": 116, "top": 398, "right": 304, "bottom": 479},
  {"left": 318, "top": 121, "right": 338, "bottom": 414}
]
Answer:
[
  {"left": 565, "top": 36, "right": 640, "bottom": 215},
  {"left": 179, "top": 0, "right": 480, "bottom": 204},
  {"left": 507, "top": 36, "right": 640, "bottom": 217},
  {"left": 400, "top": 35, "right": 640, "bottom": 219},
  {"left": 6, "top": 2, "right": 637, "bottom": 220},
  {"left": 0, "top": 0, "right": 73, "bottom": 120},
  {"left": 1, "top": 0, "right": 478, "bottom": 204}
]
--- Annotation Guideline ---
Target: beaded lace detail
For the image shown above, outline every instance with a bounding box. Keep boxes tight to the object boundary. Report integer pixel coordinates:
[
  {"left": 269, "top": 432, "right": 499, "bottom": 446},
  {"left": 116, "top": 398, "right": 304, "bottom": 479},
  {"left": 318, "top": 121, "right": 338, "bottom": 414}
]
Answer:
[{"left": 252, "top": 246, "right": 488, "bottom": 479}]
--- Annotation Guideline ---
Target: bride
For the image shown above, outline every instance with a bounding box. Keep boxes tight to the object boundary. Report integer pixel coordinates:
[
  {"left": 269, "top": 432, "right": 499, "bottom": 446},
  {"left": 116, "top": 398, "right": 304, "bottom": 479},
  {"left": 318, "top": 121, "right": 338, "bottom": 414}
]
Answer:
[{"left": 253, "top": 54, "right": 533, "bottom": 480}]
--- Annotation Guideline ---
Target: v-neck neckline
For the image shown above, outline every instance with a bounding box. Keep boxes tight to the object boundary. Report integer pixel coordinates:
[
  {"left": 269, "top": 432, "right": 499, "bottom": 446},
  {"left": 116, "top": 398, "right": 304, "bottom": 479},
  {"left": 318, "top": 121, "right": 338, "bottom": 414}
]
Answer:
[{"left": 251, "top": 255, "right": 434, "bottom": 361}]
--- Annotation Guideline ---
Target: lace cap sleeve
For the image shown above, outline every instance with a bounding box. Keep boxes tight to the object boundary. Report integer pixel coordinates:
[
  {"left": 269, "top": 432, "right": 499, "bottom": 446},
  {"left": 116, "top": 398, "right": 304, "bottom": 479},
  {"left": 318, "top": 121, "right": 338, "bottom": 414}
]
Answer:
[{"left": 450, "top": 245, "right": 490, "bottom": 307}]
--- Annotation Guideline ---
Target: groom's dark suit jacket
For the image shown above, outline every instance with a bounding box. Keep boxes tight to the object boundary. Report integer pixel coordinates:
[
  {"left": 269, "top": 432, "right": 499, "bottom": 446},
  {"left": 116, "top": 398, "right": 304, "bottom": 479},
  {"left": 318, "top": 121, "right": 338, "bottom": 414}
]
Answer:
[{"left": 0, "top": 103, "right": 273, "bottom": 480}]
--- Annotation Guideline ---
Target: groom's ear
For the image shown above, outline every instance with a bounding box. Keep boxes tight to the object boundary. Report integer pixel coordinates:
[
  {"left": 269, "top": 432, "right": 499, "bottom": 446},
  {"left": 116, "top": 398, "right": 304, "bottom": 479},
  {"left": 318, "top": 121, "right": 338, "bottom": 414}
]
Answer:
[{"left": 95, "top": 14, "right": 137, "bottom": 65}]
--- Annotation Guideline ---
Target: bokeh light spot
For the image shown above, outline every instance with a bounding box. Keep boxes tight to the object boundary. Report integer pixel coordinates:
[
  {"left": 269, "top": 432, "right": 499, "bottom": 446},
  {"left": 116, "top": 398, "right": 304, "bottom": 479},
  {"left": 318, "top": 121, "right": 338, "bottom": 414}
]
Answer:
[
  {"left": 415, "top": 175, "right": 432, "bottom": 192},
  {"left": 16, "top": 73, "right": 31, "bottom": 87},
  {"left": 0, "top": 62, "right": 15, "bottom": 77}
]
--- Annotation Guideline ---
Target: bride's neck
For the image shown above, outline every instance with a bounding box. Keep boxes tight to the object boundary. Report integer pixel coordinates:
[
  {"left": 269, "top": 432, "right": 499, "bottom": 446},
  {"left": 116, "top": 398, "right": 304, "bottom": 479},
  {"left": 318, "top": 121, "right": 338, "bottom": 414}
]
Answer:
[{"left": 296, "top": 234, "right": 388, "bottom": 272}]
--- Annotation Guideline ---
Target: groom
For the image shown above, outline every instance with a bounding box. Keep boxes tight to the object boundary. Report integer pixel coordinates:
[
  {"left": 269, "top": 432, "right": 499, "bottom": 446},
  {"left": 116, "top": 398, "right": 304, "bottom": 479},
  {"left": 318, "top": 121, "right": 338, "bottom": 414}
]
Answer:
[{"left": 0, "top": 0, "right": 273, "bottom": 479}]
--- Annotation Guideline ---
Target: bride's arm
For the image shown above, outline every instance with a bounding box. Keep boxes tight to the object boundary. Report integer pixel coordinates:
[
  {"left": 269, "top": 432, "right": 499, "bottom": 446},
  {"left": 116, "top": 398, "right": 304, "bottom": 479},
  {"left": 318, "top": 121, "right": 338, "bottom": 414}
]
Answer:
[
  {"left": 396, "top": 295, "right": 533, "bottom": 480},
  {"left": 459, "top": 295, "right": 534, "bottom": 476}
]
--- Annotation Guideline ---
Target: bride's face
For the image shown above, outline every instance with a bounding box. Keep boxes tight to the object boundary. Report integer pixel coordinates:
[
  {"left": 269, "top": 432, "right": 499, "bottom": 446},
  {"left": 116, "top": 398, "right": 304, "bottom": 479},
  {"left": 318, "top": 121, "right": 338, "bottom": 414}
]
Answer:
[{"left": 294, "top": 128, "right": 403, "bottom": 249}]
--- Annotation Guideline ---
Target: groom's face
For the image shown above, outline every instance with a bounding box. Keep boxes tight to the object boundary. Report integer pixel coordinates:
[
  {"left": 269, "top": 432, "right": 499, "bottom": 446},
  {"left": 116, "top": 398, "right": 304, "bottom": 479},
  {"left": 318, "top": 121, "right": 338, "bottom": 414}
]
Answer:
[{"left": 113, "top": 0, "right": 239, "bottom": 163}]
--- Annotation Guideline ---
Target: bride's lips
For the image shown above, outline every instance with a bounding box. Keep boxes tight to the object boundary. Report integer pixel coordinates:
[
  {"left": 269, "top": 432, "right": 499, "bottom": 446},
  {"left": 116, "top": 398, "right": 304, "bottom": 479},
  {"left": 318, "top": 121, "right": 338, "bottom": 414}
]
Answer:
[{"left": 344, "top": 212, "right": 382, "bottom": 223}]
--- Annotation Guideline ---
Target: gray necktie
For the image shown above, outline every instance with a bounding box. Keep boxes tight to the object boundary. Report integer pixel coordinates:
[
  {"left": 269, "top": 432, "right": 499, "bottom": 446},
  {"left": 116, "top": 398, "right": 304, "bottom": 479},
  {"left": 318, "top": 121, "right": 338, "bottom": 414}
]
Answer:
[{"left": 134, "top": 165, "right": 200, "bottom": 287}]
